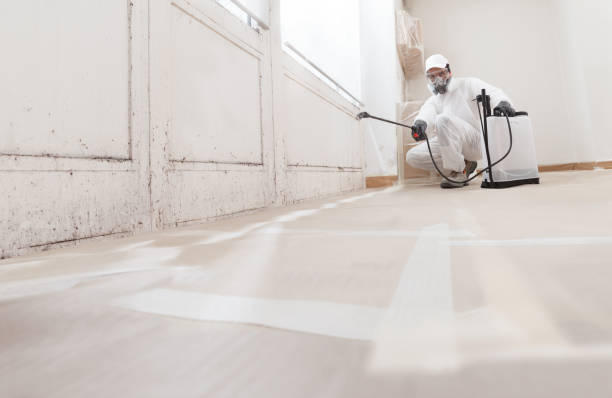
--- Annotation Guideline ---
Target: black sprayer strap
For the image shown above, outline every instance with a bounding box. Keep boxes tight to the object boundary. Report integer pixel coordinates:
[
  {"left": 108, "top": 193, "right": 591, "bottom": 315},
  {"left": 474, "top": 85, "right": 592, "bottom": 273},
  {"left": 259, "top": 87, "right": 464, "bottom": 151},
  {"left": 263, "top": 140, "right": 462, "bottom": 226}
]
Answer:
[{"left": 480, "top": 89, "right": 495, "bottom": 185}]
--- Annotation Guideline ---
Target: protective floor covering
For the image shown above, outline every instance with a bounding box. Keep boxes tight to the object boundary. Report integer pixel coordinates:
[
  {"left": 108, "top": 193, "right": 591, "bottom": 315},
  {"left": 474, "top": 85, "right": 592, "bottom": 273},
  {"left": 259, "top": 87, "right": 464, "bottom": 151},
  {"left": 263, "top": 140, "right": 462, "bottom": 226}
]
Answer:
[{"left": 1, "top": 170, "right": 612, "bottom": 397}]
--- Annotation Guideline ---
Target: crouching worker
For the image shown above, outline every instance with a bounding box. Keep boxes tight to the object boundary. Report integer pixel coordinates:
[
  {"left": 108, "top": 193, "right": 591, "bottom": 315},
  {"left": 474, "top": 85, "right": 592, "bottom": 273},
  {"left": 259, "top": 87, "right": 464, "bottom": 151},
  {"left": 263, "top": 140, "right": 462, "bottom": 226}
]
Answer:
[{"left": 406, "top": 54, "right": 516, "bottom": 189}]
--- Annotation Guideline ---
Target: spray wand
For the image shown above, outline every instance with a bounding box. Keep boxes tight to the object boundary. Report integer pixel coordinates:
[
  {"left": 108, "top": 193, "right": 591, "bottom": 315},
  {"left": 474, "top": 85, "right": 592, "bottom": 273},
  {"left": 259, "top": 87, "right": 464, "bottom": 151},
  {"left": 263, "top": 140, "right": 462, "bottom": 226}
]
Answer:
[{"left": 356, "top": 106, "right": 513, "bottom": 185}]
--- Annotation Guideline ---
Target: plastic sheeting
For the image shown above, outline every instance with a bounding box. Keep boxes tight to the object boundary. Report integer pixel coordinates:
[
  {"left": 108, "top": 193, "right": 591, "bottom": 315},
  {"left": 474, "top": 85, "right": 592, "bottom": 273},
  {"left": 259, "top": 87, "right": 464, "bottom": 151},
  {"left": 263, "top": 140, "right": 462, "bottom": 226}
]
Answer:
[
  {"left": 398, "top": 100, "right": 426, "bottom": 143},
  {"left": 395, "top": 10, "right": 424, "bottom": 79},
  {"left": 395, "top": 11, "right": 429, "bottom": 179},
  {"left": 396, "top": 101, "right": 431, "bottom": 179}
]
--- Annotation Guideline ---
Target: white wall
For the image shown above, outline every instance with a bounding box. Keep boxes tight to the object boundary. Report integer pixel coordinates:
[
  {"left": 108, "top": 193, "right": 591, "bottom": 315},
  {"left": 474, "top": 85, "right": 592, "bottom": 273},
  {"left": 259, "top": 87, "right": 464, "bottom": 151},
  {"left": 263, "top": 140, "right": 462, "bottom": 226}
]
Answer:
[
  {"left": 406, "top": 0, "right": 612, "bottom": 166},
  {"left": 1, "top": 0, "right": 365, "bottom": 258},
  {"left": 149, "top": 0, "right": 276, "bottom": 228},
  {"left": 280, "top": 54, "right": 364, "bottom": 201},
  {"left": 0, "top": 0, "right": 130, "bottom": 159},
  {"left": 1, "top": 0, "right": 151, "bottom": 259},
  {"left": 556, "top": 0, "right": 612, "bottom": 163},
  {"left": 360, "top": 0, "right": 403, "bottom": 176}
]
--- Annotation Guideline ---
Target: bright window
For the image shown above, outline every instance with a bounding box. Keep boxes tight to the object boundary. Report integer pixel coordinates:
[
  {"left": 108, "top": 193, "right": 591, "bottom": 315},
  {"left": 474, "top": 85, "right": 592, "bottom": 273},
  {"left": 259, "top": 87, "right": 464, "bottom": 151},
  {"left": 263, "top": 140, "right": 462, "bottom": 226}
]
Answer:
[
  {"left": 215, "top": 0, "right": 267, "bottom": 32},
  {"left": 281, "top": 0, "right": 362, "bottom": 103}
]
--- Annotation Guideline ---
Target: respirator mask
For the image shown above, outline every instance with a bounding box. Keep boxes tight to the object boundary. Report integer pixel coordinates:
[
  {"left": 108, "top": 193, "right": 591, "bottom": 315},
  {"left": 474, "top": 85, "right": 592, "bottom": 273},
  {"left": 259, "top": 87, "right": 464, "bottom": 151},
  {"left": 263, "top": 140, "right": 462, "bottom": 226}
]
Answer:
[{"left": 427, "top": 68, "right": 451, "bottom": 95}]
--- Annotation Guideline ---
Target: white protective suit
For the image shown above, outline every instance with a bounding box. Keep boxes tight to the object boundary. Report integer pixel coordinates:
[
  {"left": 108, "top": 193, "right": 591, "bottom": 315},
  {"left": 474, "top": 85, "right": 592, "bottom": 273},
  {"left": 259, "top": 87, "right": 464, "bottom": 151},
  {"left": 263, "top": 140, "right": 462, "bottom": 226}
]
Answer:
[{"left": 406, "top": 77, "right": 512, "bottom": 173}]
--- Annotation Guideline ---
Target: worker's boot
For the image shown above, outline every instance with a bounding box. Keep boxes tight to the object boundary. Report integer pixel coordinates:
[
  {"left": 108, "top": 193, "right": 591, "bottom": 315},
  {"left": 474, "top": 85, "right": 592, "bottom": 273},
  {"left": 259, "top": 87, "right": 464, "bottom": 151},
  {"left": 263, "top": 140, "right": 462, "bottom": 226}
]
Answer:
[
  {"left": 440, "top": 160, "right": 478, "bottom": 189},
  {"left": 465, "top": 160, "right": 477, "bottom": 177}
]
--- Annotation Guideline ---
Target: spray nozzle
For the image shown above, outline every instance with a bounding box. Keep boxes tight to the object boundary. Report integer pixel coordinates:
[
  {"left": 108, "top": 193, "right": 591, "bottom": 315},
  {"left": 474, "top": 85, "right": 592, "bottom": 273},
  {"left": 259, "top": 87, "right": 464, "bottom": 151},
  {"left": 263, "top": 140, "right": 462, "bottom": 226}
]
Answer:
[{"left": 356, "top": 112, "right": 370, "bottom": 120}]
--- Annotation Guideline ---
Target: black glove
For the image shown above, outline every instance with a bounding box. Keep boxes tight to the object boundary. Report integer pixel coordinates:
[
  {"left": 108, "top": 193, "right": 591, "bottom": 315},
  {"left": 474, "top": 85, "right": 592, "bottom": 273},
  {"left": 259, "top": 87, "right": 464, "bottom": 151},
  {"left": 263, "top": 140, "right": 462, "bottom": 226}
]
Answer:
[
  {"left": 494, "top": 101, "right": 516, "bottom": 117},
  {"left": 411, "top": 120, "right": 427, "bottom": 141}
]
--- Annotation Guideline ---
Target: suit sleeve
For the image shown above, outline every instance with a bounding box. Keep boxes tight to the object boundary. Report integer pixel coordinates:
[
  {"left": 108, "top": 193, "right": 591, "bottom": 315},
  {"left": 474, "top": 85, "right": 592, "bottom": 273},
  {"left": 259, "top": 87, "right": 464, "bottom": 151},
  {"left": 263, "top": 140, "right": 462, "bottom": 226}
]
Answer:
[{"left": 415, "top": 95, "right": 439, "bottom": 129}]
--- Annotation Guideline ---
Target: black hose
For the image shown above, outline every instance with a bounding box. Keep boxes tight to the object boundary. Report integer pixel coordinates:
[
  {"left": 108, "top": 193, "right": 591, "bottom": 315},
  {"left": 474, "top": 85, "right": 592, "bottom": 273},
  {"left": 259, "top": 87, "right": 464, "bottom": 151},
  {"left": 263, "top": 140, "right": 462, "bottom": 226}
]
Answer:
[
  {"left": 359, "top": 100, "right": 514, "bottom": 185},
  {"left": 423, "top": 102, "right": 513, "bottom": 185}
]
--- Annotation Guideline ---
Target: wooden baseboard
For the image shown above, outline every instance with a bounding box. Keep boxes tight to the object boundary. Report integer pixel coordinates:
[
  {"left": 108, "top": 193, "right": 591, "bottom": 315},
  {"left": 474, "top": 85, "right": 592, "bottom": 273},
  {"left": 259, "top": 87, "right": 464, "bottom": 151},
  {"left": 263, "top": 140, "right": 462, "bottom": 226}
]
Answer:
[
  {"left": 599, "top": 161, "right": 612, "bottom": 169},
  {"left": 366, "top": 175, "right": 398, "bottom": 188},
  {"left": 389, "top": 161, "right": 611, "bottom": 184},
  {"left": 539, "top": 161, "right": 612, "bottom": 173}
]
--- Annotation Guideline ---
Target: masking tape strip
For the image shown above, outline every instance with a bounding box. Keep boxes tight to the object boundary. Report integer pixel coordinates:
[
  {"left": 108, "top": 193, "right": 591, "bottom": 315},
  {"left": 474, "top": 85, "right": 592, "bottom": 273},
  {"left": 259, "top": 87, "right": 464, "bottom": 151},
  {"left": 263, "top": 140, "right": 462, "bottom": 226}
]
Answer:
[
  {"left": 114, "top": 288, "right": 385, "bottom": 341},
  {"left": 449, "top": 236, "right": 612, "bottom": 247}
]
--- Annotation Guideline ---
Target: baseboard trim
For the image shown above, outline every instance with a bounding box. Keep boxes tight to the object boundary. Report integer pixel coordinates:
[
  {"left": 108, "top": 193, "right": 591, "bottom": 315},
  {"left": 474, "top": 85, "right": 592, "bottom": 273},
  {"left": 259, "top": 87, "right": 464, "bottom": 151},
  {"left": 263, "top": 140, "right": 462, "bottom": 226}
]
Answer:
[
  {"left": 539, "top": 161, "right": 612, "bottom": 173},
  {"left": 366, "top": 175, "right": 398, "bottom": 188},
  {"left": 393, "top": 161, "right": 612, "bottom": 184}
]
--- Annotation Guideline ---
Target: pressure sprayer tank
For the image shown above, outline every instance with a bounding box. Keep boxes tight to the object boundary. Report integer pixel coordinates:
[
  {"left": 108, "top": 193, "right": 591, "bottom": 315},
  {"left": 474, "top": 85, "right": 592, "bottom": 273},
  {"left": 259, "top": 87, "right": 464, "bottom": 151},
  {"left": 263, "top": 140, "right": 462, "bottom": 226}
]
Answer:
[{"left": 481, "top": 114, "right": 540, "bottom": 188}]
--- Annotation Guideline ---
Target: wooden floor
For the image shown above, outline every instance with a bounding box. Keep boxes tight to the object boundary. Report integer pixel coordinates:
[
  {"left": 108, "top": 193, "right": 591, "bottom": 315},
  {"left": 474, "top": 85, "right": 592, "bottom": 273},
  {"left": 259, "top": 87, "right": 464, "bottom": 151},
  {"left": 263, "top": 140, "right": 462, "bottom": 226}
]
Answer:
[{"left": 2, "top": 170, "right": 612, "bottom": 397}]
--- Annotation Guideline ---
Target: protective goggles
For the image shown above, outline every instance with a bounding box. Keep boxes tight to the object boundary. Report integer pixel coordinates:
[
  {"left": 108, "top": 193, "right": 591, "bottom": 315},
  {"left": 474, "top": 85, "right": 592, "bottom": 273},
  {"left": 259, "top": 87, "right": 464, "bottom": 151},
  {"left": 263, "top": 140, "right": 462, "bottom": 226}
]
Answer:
[{"left": 426, "top": 69, "right": 450, "bottom": 82}]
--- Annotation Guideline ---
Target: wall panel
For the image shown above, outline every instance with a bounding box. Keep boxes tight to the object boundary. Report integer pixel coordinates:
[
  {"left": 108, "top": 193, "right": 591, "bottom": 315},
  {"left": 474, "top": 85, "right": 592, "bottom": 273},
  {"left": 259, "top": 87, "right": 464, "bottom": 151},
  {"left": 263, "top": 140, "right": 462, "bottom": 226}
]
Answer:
[
  {"left": 278, "top": 53, "right": 365, "bottom": 203},
  {"left": 1, "top": 171, "right": 143, "bottom": 254},
  {"left": 286, "top": 170, "right": 364, "bottom": 202},
  {"left": 0, "top": 0, "right": 150, "bottom": 259},
  {"left": 169, "top": 6, "right": 264, "bottom": 164},
  {"left": 151, "top": 0, "right": 275, "bottom": 227},
  {"left": 164, "top": 170, "right": 267, "bottom": 226},
  {"left": 0, "top": 0, "right": 131, "bottom": 159},
  {"left": 283, "top": 74, "right": 362, "bottom": 168}
]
